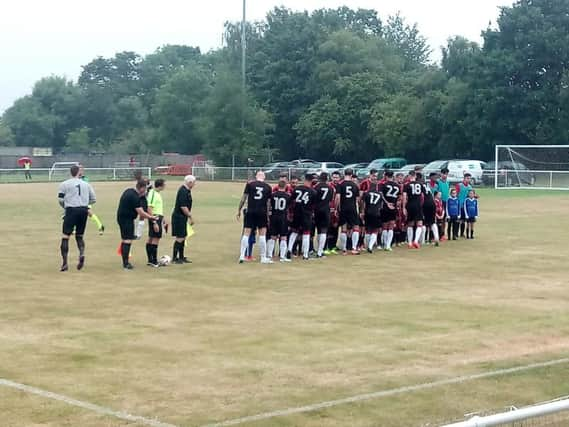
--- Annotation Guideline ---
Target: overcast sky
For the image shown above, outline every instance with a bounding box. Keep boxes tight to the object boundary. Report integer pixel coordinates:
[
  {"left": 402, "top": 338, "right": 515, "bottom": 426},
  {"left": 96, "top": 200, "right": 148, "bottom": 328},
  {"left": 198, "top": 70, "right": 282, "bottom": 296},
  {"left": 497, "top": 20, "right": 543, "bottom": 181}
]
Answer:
[{"left": 0, "top": 0, "right": 513, "bottom": 113}]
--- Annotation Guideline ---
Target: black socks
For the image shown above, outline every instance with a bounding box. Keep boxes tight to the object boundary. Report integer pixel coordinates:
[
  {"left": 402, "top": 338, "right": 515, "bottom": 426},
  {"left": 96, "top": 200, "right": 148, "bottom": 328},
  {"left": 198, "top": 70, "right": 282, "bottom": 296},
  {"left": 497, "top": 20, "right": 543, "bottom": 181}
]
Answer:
[
  {"left": 75, "top": 236, "right": 85, "bottom": 256},
  {"left": 60, "top": 238, "right": 69, "bottom": 263},
  {"left": 121, "top": 243, "right": 131, "bottom": 266}
]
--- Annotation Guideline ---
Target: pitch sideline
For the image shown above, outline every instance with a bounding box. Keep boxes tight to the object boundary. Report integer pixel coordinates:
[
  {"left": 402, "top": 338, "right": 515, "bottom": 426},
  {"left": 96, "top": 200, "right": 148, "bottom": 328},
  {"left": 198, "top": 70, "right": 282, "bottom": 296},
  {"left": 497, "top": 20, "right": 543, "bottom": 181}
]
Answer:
[
  {"left": 0, "top": 378, "right": 176, "bottom": 427},
  {"left": 201, "top": 357, "right": 569, "bottom": 427}
]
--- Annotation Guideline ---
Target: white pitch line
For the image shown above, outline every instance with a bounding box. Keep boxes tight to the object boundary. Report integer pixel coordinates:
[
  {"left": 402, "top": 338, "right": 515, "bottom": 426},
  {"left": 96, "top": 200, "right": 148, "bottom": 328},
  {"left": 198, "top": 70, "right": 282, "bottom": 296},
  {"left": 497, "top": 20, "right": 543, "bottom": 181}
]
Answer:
[
  {"left": 0, "top": 378, "right": 177, "bottom": 427},
  {"left": 202, "top": 357, "right": 569, "bottom": 427}
]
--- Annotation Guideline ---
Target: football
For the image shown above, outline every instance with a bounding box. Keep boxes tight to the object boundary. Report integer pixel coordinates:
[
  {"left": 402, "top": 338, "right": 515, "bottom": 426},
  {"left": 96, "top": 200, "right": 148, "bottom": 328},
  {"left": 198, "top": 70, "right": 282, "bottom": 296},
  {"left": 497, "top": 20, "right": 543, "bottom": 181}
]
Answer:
[{"left": 158, "top": 255, "right": 171, "bottom": 266}]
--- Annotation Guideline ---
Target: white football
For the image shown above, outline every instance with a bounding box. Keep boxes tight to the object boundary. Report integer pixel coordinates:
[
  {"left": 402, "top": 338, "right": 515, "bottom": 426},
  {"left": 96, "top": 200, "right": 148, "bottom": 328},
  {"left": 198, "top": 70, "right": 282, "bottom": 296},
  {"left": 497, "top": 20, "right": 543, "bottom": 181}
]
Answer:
[{"left": 159, "top": 255, "right": 171, "bottom": 266}]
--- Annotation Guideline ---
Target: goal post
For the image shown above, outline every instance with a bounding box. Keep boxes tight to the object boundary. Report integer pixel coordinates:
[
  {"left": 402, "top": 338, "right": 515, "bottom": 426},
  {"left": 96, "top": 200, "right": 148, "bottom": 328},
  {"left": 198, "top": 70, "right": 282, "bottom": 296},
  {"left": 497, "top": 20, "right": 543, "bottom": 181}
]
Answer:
[
  {"left": 494, "top": 145, "right": 569, "bottom": 190},
  {"left": 47, "top": 162, "right": 152, "bottom": 182}
]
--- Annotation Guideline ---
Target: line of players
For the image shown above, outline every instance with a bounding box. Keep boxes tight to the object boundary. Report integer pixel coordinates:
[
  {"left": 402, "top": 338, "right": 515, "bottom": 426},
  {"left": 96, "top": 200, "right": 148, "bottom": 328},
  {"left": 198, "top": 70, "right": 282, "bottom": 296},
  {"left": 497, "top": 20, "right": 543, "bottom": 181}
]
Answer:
[{"left": 237, "top": 167, "right": 479, "bottom": 264}]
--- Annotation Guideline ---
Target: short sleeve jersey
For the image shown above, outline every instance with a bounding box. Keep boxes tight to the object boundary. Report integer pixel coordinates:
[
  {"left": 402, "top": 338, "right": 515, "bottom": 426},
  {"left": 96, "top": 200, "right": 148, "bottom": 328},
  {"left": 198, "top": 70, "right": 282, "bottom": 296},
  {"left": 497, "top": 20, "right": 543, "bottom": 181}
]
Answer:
[
  {"left": 292, "top": 185, "right": 316, "bottom": 214},
  {"left": 147, "top": 188, "right": 164, "bottom": 216},
  {"left": 338, "top": 180, "right": 359, "bottom": 212},
  {"left": 173, "top": 185, "right": 192, "bottom": 217},
  {"left": 313, "top": 182, "right": 335, "bottom": 212},
  {"left": 117, "top": 188, "right": 141, "bottom": 220},
  {"left": 244, "top": 180, "right": 272, "bottom": 214},
  {"left": 364, "top": 187, "right": 383, "bottom": 216},
  {"left": 380, "top": 180, "right": 400, "bottom": 206},
  {"left": 270, "top": 191, "right": 291, "bottom": 217},
  {"left": 404, "top": 181, "right": 424, "bottom": 205},
  {"left": 359, "top": 178, "right": 371, "bottom": 194},
  {"left": 423, "top": 185, "right": 435, "bottom": 208}
]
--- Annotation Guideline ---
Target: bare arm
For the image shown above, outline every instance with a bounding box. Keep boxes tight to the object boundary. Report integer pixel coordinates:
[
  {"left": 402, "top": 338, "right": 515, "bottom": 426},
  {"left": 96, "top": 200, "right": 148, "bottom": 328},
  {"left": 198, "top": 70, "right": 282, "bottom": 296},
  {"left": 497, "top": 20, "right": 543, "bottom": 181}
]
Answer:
[
  {"left": 237, "top": 194, "right": 247, "bottom": 219},
  {"left": 88, "top": 185, "right": 96, "bottom": 205},
  {"left": 136, "top": 207, "right": 155, "bottom": 220}
]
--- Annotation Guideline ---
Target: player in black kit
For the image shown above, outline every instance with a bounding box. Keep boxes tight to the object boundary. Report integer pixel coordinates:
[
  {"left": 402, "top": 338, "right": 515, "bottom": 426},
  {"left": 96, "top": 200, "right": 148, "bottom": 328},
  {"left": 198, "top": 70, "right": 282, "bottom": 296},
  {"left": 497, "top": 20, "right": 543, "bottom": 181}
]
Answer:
[
  {"left": 237, "top": 171, "right": 273, "bottom": 264},
  {"left": 268, "top": 181, "right": 292, "bottom": 262},
  {"left": 362, "top": 174, "right": 382, "bottom": 253},
  {"left": 288, "top": 174, "right": 317, "bottom": 260},
  {"left": 403, "top": 171, "right": 425, "bottom": 249},
  {"left": 313, "top": 173, "right": 335, "bottom": 258},
  {"left": 379, "top": 170, "right": 400, "bottom": 252},
  {"left": 335, "top": 168, "right": 361, "bottom": 255}
]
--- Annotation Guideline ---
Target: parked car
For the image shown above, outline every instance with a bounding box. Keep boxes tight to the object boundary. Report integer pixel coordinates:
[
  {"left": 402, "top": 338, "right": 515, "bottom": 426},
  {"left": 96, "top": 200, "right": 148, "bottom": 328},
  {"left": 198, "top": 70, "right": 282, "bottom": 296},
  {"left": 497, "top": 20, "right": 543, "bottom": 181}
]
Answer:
[
  {"left": 289, "top": 159, "right": 319, "bottom": 177},
  {"left": 367, "top": 157, "right": 407, "bottom": 171},
  {"left": 344, "top": 163, "right": 369, "bottom": 175},
  {"left": 262, "top": 162, "right": 295, "bottom": 179},
  {"left": 482, "top": 161, "right": 536, "bottom": 187},
  {"left": 307, "top": 162, "right": 345, "bottom": 176},
  {"left": 395, "top": 164, "right": 426, "bottom": 175},
  {"left": 423, "top": 160, "right": 484, "bottom": 184}
]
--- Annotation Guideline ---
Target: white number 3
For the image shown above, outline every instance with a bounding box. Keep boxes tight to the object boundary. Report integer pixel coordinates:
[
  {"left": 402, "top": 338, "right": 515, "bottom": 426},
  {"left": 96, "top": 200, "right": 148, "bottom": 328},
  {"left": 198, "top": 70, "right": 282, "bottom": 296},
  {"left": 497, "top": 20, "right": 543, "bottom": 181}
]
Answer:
[{"left": 254, "top": 187, "right": 264, "bottom": 200}]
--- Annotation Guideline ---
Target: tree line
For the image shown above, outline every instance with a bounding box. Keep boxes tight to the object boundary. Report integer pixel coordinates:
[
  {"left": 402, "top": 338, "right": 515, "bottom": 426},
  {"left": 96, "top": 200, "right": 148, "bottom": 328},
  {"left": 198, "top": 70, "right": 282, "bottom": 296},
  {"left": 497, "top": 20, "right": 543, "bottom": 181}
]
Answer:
[{"left": 1, "top": 0, "right": 568, "bottom": 166}]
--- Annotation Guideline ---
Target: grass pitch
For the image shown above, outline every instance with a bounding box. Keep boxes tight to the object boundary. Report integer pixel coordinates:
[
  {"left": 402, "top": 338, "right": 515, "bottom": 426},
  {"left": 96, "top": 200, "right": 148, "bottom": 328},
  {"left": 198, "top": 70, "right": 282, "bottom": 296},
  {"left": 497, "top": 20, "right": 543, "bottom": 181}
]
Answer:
[{"left": 1, "top": 181, "right": 569, "bottom": 427}]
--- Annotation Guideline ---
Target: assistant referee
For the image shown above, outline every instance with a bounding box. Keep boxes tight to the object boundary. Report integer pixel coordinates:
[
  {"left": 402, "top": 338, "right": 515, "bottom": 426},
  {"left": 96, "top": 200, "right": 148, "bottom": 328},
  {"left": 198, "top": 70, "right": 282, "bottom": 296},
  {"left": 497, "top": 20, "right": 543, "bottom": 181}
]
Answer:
[{"left": 58, "top": 164, "right": 96, "bottom": 272}]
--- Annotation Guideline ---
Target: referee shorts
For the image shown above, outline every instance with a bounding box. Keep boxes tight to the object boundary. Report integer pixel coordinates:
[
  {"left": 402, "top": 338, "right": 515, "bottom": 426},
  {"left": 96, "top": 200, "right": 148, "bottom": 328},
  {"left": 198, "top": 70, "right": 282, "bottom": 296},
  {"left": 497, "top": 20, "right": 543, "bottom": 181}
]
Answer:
[
  {"left": 117, "top": 217, "right": 136, "bottom": 240},
  {"left": 62, "top": 207, "right": 89, "bottom": 236},
  {"left": 171, "top": 214, "right": 188, "bottom": 238},
  {"left": 148, "top": 216, "right": 164, "bottom": 238}
]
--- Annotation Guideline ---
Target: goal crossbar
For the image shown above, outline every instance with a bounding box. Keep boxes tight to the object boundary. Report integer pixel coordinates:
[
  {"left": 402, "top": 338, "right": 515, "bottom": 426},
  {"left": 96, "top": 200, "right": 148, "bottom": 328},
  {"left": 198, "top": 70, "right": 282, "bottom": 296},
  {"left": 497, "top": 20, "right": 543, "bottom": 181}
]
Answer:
[{"left": 442, "top": 398, "right": 569, "bottom": 427}]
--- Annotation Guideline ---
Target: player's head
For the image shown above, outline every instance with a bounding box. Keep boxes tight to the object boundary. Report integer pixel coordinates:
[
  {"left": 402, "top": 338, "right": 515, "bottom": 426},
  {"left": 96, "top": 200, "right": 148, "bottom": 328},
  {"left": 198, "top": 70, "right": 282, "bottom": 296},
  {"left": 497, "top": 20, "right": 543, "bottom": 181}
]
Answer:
[
  {"left": 429, "top": 172, "right": 438, "bottom": 181},
  {"left": 278, "top": 180, "right": 287, "bottom": 190},
  {"left": 434, "top": 190, "right": 441, "bottom": 199},
  {"left": 304, "top": 173, "right": 314, "bottom": 185},
  {"left": 463, "top": 173, "right": 471, "bottom": 184},
  {"left": 450, "top": 188, "right": 457, "bottom": 197},
  {"left": 344, "top": 168, "right": 354, "bottom": 180},
  {"left": 70, "top": 165, "right": 80, "bottom": 177},
  {"left": 256, "top": 171, "right": 266, "bottom": 182},
  {"left": 468, "top": 189, "right": 475, "bottom": 198},
  {"left": 279, "top": 173, "right": 289, "bottom": 183},
  {"left": 290, "top": 176, "right": 299, "bottom": 188},
  {"left": 415, "top": 172, "right": 423, "bottom": 183},
  {"left": 407, "top": 170, "right": 416, "bottom": 181},
  {"left": 154, "top": 178, "right": 165, "bottom": 191},
  {"left": 77, "top": 163, "right": 84, "bottom": 177},
  {"left": 385, "top": 170, "right": 394, "bottom": 179},
  {"left": 370, "top": 172, "right": 378, "bottom": 183},
  {"left": 184, "top": 174, "right": 196, "bottom": 189},
  {"left": 441, "top": 167, "right": 449, "bottom": 178},
  {"left": 395, "top": 172, "right": 404, "bottom": 183},
  {"left": 136, "top": 179, "right": 147, "bottom": 195},
  {"left": 369, "top": 169, "right": 378, "bottom": 178},
  {"left": 319, "top": 172, "right": 329, "bottom": 182},
  {"left": 414, "top": 165, "right": 423, "bottom": 173},
  {"left": 331, "top": 171, "right": 341, "bottom": 183}
]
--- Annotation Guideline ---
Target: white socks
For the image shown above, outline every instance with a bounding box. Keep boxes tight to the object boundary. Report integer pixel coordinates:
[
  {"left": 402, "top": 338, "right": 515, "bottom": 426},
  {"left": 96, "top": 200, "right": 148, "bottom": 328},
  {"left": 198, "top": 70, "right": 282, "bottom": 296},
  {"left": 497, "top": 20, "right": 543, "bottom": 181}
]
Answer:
[
  {"left": 280, "top": 240, "right": 288, "bottom": 260},
  {"left": 240, "top": 235, "right": 249, "bottom": 260},
  {"left": 288, "top": 232, "right": 298, "bottom": 254},
  {"left": 317, "top": 233, "right": 327, "bottom": 256},
  {"left": 135, "top": 220, "right": 145, "bottom": 239},
  {"left": 381, "top": 230, "right": 388, "bottom": 248},
  {"left": 386, "top": 229, "right": 394, "bottom": 249},
  {"left": 421, "top": 226, "right": 427, "bottom": 245},
  {"left": 339, "top": 233, "right": 348, "bottom": 251},
  {"left": 431, "top": 224, "right": 440, "bottom": 242},
  {"left": 258, "top": 235, "right": 267, "bottom": 261},
  {"left": 267, "top": 239, "right": 275, "bottom": 259},
  {"left": 352, "top": 231, "right": 360, "bottom": 250},
  {"left": 302, "top": 234, "right": 310, "bottom": 258},
  {"left": 368, "top": 233, "right": 377, "bottom": 250},
  {"left": 414, "top": 226, "right": 422, "bottom": 244},
  {"left": 407, "top": 227, "right": 414, "bottom": 244}
]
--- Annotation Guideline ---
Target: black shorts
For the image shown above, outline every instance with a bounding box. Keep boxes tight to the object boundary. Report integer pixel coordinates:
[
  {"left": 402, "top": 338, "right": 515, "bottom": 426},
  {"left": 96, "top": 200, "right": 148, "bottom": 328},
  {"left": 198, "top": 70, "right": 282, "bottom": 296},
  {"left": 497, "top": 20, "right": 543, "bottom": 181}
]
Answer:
[
  {"left": 292, "top": 211, "right": 313, "bottom": 233},
  {"left": 466, "top": 217, "right": 476, "bottom": 223},
  {"left": 62, "top": 207, "right": 89, "bottom": 236},
  {"left": 244, "top": 211, "right": 268, "bottom": 230},
  {"left": 314, "top": 209, "right": 330, "bottom": 231},
  {"left": 423, "top": 207, "right": 436, "bottom": 226},
  {"left": 148, "top": 216, "right": 164, "bottom": 238},
  {"left": 171, "top": 214, "right": 188, "bottom": 238},
  {"left": 381, "top": 208, "right": 397, "bottom": 223},
  {"left": 460, "top": 207, "right": 467, "bottom": 220},
  {"left": 364, "top": 214, "right": 381, "bottom": 230},
  {"left": 118, "top": 217, "right": 135, "bottom": 240},
  {"left": 339, "top": 210, "right": 359, "bottom": 228},
  {"left": 269, "top": 215, "right": 288, "bottom": 237},
  {"left": 407, "top": 203, "right": 424, "bottom": 222}
]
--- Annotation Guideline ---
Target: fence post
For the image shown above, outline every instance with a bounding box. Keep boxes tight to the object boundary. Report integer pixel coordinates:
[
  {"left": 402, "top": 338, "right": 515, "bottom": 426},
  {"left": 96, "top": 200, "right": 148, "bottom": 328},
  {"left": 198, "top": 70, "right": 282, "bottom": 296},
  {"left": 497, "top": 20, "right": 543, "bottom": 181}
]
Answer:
[
  {"left": 113, "top": 168, "right": 116, "bottom": 180},
  {"left": 550, "top": 171, "right": 553, "bottom": 188}
]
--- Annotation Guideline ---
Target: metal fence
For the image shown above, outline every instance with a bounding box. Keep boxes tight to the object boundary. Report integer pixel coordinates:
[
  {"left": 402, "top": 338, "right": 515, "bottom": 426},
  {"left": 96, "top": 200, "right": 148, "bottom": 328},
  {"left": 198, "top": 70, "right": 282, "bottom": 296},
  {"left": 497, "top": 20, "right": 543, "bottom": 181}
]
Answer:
[{"left": 0, "top": 167, "right": 152, "bottom": 183}]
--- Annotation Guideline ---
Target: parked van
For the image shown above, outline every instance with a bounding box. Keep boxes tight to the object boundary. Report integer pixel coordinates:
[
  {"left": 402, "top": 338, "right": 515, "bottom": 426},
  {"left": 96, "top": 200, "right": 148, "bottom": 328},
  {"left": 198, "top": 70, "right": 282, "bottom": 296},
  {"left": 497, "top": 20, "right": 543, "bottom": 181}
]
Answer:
[{"left": 423, "top": 160, "right": 484, "bottom": 184}]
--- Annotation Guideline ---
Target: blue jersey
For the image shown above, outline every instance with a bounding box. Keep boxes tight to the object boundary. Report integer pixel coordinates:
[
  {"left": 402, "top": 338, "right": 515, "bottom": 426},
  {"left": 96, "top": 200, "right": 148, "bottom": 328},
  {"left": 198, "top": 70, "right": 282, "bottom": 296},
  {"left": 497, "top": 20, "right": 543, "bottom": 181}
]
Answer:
[
  {"left": 464, "top": 198, "right": 478, "bottom": 219},
  {"left": 446, "top": 197, "right": 460, "bottom": 218}
]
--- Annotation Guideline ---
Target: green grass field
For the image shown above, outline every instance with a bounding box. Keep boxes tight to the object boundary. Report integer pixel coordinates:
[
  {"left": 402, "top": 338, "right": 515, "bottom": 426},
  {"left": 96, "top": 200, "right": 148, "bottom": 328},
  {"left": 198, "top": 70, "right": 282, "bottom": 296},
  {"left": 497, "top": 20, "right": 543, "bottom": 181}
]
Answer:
[{"left": 1, "top": 181, "right": 569, "bottom": 427}]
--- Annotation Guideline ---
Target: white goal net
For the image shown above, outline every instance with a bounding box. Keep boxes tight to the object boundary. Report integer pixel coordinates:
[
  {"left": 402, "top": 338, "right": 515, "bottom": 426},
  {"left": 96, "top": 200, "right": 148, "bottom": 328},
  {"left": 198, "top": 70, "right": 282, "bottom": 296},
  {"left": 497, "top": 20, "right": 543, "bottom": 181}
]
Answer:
[{"left": 494, "top": 145, "right": 569, "bottom": 190}]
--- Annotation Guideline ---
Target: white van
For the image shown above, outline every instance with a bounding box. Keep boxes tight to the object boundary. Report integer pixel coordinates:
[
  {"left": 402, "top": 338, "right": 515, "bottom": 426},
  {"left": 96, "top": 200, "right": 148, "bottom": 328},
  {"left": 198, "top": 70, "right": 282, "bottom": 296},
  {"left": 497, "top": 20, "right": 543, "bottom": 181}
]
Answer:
[{"left": 423, "top": 160, "right": 484, "bottom": 184}]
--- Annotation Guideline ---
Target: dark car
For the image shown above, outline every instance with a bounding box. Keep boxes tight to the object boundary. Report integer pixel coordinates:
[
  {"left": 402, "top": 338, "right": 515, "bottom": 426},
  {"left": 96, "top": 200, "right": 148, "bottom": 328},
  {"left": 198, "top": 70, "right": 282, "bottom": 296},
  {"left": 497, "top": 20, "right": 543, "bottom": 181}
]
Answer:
[
  {"left": 262, "top": 162, "right": 295, "bottom": 180},
  {"left": 482, "top": 161, "right": 536, "bottom": 187}
]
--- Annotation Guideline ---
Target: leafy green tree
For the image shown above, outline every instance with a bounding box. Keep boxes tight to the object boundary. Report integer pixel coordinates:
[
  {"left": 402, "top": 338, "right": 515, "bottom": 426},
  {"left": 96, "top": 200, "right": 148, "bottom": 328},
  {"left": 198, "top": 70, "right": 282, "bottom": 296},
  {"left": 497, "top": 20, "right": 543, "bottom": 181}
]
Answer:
[
  {"left": 65, "top": 127, "right": 91, "bottom": 153},
  {"left": 0, "top": 120, "right": 15, "bottom": 146},
  {"left": 384, "top": 13, "right": 431, "bottom": 69}
]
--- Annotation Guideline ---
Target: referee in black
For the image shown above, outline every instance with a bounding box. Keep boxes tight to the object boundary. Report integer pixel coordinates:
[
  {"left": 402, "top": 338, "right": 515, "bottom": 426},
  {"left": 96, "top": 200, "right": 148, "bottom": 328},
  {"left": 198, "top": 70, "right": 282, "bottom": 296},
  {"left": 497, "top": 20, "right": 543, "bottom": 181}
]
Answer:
[
  {"left": 117, "top": 180, "right": 157, "bottom": 270},
  {"left": 58, "top": 164, "right": 96, "bottom": 272},
  {"left": 172, "top": 175, "right": 195, "bottom": 264}
]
